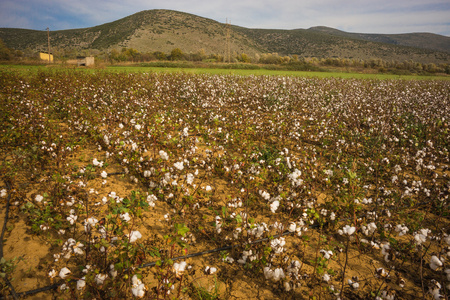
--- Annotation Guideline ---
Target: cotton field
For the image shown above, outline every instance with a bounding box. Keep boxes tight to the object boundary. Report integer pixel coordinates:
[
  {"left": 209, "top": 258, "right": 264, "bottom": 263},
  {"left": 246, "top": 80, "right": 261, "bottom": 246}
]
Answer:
[{"left": 0, "top": 70, "right": 449, "bottom": 299}]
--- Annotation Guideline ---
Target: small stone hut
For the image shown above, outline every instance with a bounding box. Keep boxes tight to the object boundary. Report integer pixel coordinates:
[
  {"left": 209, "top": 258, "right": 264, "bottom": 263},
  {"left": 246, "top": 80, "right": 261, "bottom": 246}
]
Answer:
[{"left": 77, "top": 56, "right": 95, "bottom": 67}]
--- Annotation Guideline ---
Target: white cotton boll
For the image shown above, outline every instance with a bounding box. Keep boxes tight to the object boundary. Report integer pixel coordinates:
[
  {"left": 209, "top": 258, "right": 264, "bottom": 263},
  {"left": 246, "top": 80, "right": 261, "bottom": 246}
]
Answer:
[
  {"left": 35, "top": 194, "right": 43, "bottom": 202},
  {"left": 187, "top": 173, "right": 194, "bottom": 185},
  {"left": 273, "top": 268, "right": 285, "bottom": 282},
  {"left": 215, "top": 216, "right": 222, "bottom": 233},
  {"left": 144, "top": 170, "right": 151, "bottom": 177},
  {"left": 367, "top": 222, "right": 377, "bottom": 232},
  {"left": 135, "top": 124, "right": 141, "bottom": 130},
  {"left": 205, "top": 185, "right": 212, "bottom": 192},
  {"left": 120, "top": 212, "right": 131, "bottom": 222},
  {"left": 348, "top": 279, "right": 359, "bottom": 289},
  {"left": 131, "top": 275, "right": 146, "bottom": 298},
  {"left": 288, "top": 169, "right": 303, "bottom": 186},
  {"left": 128, "top": 231, "right": 142, "bottom": 243},
  {"left": 259, "top": 190, "right": 271, "bottom": 200},
  {"left": 0, "top": 189, "right": 7, "bottom": 198},
  {"left": 430, "top": 255, "right": 443, "bottom": 270},
  {"left": 270, "top": 237, "right": 286, "bottom": 254},
  {"left": 73, "top": 242, "right": 84, "bottom": 255},
  {"left": 174, "top": 161, "right": 184, "bottom": 170},
  {"left": 110, "top": 264, "right": 117, "bottom": 278},
  {"left": 288, "top": 222, "right": 296, "bottom": 233},
  {"left": 223, "top": 256, "right": 234, "bottom": 263},
  {"left": 131, "top": 283, "right": 146, "bottom": 298},
  {"left": 320, "top": 249, "right": 333, "bottom": 260},
  {"left": 237, "top": 258, "right": 246, "bottom": 264},
  {"left": 93, "top": 158, "right": 103, "bottom": 167},
  {"left": 342, "top": 225, "right": 356, "bottom": 236},
  {"left": 82, "top": 265, "right": 92, "bottom": 274},
  {"left": 286, "top": 157, "right": 292, "bottom": 169},
  {"left": 323, "top": 273, "right": 331, "bottom": 282},
  {"left": 84, "top": 217, "right": 98, "bottom": 233},
  {"left": 67, "top": 214, "right": 78, "bottom": 225},
  {"left": 415, "top": 233, "right": 426, "bottom": 244},
  {"left": 233, "top": 227, "right": 242, "bottom": 239},
  {"left": 95, "top": 273, "right": 108, "bottom": 285},
  {"left": 147, "top": 194, "right": 157, "bottom": 206},
  {"left": 173, "top": 261, "right": 187, "bottom": 277},
  {"left": 159, "top": 150, "right": 169, "bottom": 160},
  {"left": 270, "top": 200, "right": 280, "bottom": 213},
  {"left": 263, "top": 267, "right": 273, "bottom": 280},
  {"left": 77, "top": 277, "right": 86, "bottom": 290},
  {"left": 362, "top": 222, "right": 377, "bottom": 236},
  {"left": 429, "top": 280, "right": 442, "bottom": 299},
  {"left": 395, "top": 224, "right": 409, "bottom": 236},
  {"left": 414, "top": 229, "right": 429, "bottom": 244},
  {"left": 59, "top": 267, "right": 71, "bottom": 279},
  {"left": 48, "top": 269, "right": 57, "bottom": 278},
  {"left": 330, "top": 212, "right": 336, "bottom": 221},
  {"left": 381, "top": 243, "right": 391, "bottom": 255},
  {"left": 101, "top": 171, "right": 108, "bottom": 178},
  {"left": 205, "top": 266, "right": 217, "bottom": 274}
]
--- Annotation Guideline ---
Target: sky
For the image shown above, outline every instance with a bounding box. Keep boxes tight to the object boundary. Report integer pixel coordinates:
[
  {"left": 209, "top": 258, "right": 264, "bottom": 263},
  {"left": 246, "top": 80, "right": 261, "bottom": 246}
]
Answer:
[{"left": 1, "top": 0, "right": 449, "bottom": 36}]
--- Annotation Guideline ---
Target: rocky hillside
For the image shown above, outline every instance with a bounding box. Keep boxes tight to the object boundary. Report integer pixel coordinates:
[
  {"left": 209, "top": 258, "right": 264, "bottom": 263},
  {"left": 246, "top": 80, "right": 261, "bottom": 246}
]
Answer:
[{"left": 1, "top": 9, "right": 449, "bottom": 63}]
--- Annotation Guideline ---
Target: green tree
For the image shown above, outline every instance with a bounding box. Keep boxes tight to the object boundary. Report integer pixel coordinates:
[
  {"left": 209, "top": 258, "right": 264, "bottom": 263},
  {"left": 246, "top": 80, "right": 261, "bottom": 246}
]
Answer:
[
  {"left": 0, "top": 39, "right": 12, "bottom": 61},
  {"left": 191, "top": 49, "right": 206, "bottom": 61},
  {"left": 237, "top": 53, "right": 251, "bottom": 63},
  {"left": 153, "top": 51, "right": 167, "bottom": 60},
  {"left": 170, "top": 48, "right": 184, "bottom": 61}
]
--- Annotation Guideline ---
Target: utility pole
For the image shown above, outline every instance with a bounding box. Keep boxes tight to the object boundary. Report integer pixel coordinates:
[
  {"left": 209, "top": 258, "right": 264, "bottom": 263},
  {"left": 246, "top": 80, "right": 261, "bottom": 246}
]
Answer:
[
  {"left": 226, "top": 19, "right": 231, "bottom": 63},
  {"left": 47, "top": 27, "right": 51, "bottom": 63}
]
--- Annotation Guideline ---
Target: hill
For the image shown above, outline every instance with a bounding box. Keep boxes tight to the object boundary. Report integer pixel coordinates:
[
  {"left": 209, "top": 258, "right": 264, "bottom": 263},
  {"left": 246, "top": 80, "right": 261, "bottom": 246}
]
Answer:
[
  {"left": 0, "top": 9, "right": 449, "bottom": 64},
  {"left": 308, "top": 26, "right": 450, "bottom": 53}
]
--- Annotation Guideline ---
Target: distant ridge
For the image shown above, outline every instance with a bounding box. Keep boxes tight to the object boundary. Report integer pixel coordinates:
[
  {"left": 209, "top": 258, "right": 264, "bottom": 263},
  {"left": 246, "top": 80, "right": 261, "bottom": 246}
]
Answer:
[
  {"left": 1, "top": 9, "right": 449, "bottom": 64},
  {"left": 308, "top": 26, "right": 450, "bottom": 53}
]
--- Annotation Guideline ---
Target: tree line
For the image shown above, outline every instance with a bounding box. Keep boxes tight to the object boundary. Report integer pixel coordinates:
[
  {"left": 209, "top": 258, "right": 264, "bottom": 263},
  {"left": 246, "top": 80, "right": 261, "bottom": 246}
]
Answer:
[{"left": 1, "top": 39, "right": 448, "bottom": 75}]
